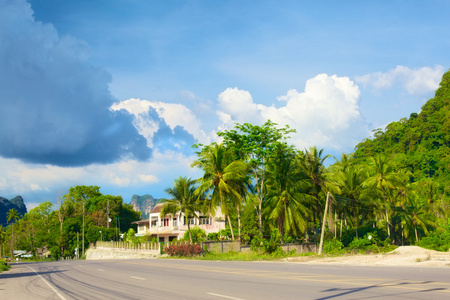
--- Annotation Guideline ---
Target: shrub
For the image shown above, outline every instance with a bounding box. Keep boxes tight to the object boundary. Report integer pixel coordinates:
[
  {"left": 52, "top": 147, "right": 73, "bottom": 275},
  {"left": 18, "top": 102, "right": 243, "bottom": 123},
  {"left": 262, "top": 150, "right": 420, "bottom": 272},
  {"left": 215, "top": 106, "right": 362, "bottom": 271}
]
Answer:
[
  {"left": 182, "top": 227, "right": 207, "bottom": 242},
  {"left": 164, "top": 244, "right": 203, "bottom": 257},
  {"left": 207, "top": 232, "right": 219, "bottom": 241},
  {"left": 418, "top": 231, "right": 450, "bottom": 252},
  {"left": 0, "top": 262, "right": 10, "bottom": 272},
  {"left": 250, "top": 234, "right": 267, "bottom": 252},
  {"left": 323, "top": 239, "right": 345, "bottom": 255}
]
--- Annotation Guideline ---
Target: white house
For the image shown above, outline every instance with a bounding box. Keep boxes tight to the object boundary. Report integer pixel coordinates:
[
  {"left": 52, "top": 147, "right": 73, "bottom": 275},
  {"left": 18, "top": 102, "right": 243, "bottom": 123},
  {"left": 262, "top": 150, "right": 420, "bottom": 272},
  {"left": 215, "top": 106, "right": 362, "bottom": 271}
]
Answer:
[{"left": 133, "top": 203, "right": 226, "bottom": 242}]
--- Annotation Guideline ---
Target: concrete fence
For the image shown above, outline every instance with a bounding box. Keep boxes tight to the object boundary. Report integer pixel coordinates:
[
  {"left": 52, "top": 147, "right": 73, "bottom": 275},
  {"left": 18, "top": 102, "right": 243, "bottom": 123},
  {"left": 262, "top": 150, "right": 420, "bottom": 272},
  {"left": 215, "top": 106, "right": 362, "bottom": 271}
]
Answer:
[{"left": 87, "top": 240, "right": 317, "bottom": 260}]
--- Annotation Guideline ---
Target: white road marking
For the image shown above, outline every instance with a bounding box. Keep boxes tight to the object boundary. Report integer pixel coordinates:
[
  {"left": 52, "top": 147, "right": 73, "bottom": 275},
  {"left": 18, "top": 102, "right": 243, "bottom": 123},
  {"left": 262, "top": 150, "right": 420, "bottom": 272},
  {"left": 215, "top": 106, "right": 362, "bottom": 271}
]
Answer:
[
  {"left": 97, "top": 269, "right": 105, "bottom": 271},
  {"left": 27, "top": 265, "right": 67, "bottom": 300},
  {"left": 131, "top": 276, "right": 145, "bottom": 280},
  {"left": 207, "top": 293, "right": 245, "bottom": 300}
]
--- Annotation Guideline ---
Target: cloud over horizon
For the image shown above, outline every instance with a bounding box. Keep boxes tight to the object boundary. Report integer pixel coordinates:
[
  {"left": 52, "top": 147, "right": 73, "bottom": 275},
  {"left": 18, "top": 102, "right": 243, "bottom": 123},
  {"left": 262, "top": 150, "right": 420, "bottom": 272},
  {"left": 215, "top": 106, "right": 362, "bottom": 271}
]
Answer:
[
  {"left": 355, "top": 65, "right": 445, "bottom": 95},
  {"left": 0, "top": 0, "right": 150, "bottom": 166},
  {"left": 216, "top": 74, "right": 369, "bottom": 151}
]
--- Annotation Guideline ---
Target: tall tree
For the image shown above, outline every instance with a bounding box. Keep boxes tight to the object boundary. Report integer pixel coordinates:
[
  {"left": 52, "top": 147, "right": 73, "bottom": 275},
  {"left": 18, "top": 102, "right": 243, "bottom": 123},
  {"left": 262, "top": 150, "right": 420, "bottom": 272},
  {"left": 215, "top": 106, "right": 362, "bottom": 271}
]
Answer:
[
  {"left": 363, "top": 154, "right": 405, "bottom": 240},
  {"left": 6, "top": 208, "right": 19, "bottom": 256},
  {"left": 298, "top": 147, "right": 330, "bottom": 242},
  {"left": 160, "top": 177, "right": 200, "bottom": 243},
  {"left": 265, "top": 143, "right": 310, "bottom": 241},
  {"left": 218, "top": 120, "right": 295, "bottom": 234},
  {"left": 192, "top": 143, "right": 248, "bottom": 240}
]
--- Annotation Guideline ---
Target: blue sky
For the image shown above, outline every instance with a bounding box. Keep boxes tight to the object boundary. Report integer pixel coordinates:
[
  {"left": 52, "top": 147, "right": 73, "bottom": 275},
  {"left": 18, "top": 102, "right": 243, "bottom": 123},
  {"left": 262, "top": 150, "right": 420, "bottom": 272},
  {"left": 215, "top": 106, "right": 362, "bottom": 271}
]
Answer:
[{"left": 1, "top": 0, "right": 449, "bottom": 209}]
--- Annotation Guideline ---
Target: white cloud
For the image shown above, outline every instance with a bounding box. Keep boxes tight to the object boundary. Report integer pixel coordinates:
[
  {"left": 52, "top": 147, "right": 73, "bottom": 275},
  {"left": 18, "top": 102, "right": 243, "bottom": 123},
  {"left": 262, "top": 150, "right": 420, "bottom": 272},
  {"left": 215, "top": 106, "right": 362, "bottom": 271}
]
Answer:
[
  {"left": 111, "top": 98, "right": 211, "bottom": 147},
  {"left": 0, "top": 149, "right": 199, "bottom": 204},
  {"left": 216, "top": 74, "right": 369, "bottom": 151},
  {"left": 355, "top": 65, "right": 445, "bottom": 95}
]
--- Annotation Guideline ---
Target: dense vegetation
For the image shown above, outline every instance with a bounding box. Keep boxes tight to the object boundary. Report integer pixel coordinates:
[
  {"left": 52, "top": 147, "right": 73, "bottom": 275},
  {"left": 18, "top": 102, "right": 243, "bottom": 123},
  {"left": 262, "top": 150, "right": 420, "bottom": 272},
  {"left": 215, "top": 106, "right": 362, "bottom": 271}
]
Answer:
[
  {"left": 1, "top": 70, "right": 449, "bottom": 260},
  {"left": 0, "top": 186, "right": 140, "bottom": 260}
]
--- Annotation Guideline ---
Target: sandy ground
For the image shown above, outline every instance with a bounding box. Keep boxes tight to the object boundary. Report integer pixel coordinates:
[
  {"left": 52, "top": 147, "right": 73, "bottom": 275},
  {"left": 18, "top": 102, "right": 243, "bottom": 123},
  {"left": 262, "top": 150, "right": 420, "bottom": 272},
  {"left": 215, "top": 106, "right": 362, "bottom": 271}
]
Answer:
[{"left": 287, "top": 246, "right": 450, "bottom": 268}]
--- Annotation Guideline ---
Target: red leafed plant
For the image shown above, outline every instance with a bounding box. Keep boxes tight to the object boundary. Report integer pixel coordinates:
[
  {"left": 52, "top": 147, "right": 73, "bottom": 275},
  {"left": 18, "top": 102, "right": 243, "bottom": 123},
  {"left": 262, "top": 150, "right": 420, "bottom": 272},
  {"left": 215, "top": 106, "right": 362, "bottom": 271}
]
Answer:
[{"left": 164, "top": 244, "right": 203, "bottom": 257}]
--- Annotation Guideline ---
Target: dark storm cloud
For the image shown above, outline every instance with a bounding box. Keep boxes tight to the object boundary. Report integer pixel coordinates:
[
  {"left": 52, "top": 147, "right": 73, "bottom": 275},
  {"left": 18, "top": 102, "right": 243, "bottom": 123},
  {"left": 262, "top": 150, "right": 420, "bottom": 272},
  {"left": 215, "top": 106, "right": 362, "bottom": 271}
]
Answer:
[{"left": 0, "top": 0, "right": 150, "bottom": 166}]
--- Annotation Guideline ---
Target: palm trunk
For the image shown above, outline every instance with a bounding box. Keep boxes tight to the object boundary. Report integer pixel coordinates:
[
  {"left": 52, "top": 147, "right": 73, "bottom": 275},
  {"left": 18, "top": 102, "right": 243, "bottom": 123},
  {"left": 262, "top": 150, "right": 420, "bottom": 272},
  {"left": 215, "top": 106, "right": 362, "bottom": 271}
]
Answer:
[
  {"left": 385, "top": 204, "right": 391, "bottom": 238},
  {"left": 227, "top": 215, "right": 235, "bottom": 240},
  {"left": 237, "top": 206, "right": 241, "bottom": 240}
]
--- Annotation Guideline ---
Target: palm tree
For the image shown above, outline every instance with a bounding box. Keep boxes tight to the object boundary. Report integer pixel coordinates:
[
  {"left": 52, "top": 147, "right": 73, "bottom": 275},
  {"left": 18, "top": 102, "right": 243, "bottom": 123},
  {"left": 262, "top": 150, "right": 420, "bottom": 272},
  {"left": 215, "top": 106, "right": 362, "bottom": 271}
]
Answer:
[
  {"left": 363, "top": 154, "right": 405, "bottom": 239},
  {"left": 400, "top": 192, "right": 435, "bottom": 243},
  {"left": 333, "top": 165, "right": 367, "bottom": 238},
  {"left": 0, "top": 225, "right": 5, "bottom": 258},
  {"left": 298, "top": 147, "right": 331, "bottom": 242},
  {"left": 265, "top": 143, "right": 310, "bottom": 242},
  {"left": 160, "top": 177, "right": 199, "bottom": 243},
  {"left": 7, "top": 208, "right": 20, "bottom": 256},
  {"left": 192, "top": 143, "right": 248, "bottom": 240}
]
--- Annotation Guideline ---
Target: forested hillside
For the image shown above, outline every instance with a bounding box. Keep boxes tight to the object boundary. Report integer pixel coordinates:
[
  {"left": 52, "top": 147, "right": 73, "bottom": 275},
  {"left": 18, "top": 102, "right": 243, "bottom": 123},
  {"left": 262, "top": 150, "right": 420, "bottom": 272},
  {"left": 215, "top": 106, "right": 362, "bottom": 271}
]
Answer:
[{"left": 354, "top": 69, "right": 450, "bottom": 196}]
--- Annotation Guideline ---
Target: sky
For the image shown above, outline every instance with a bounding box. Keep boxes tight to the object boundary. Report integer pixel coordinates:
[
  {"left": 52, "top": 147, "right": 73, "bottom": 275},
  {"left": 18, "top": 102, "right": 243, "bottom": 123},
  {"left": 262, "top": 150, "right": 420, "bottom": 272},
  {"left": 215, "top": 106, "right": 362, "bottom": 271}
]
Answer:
[{"left": 1, "top": 0, "right": 449, "bottom": 209}]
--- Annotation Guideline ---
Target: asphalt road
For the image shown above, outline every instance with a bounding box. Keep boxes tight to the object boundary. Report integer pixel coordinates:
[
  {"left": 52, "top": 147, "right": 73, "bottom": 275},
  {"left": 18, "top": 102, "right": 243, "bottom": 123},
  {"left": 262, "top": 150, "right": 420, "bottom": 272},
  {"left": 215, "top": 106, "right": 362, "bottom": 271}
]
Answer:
[{"left": 1, "top": 259, "right": 449, "bottom": 299}]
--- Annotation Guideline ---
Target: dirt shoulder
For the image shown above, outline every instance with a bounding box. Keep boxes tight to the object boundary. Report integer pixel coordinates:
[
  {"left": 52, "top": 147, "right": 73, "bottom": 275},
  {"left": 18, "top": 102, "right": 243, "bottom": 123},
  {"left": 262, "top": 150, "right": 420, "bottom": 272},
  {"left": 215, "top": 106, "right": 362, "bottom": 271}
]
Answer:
[{"left": 287, "top": 246, "right": 450, "bottom": 268}]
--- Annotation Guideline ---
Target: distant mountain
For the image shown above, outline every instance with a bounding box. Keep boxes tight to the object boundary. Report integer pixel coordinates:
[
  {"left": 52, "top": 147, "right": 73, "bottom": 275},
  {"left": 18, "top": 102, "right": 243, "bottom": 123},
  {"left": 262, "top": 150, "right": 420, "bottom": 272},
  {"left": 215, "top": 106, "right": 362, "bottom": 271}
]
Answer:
[
  {"left": 0, "top": 195, "right": 27, "bottom": 227},
  {"left": 130, "top": 194, "right": 158, "bottom": 219}
]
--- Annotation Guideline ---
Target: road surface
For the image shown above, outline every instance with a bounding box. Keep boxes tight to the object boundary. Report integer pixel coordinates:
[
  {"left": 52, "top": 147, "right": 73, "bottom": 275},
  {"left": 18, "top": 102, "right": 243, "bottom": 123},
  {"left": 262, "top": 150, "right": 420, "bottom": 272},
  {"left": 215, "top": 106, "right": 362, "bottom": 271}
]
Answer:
[{"left": 1, "top": 259, "right": 449, "bottom": 299}]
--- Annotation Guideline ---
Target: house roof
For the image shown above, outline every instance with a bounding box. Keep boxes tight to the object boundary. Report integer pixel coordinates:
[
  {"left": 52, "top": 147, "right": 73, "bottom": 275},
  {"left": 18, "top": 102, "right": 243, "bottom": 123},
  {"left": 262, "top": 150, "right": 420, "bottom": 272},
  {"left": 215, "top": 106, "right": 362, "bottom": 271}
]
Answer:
[
  {"left": 150, "top": 203, "right": 180, "bottom": 218},
  {"left": 150, "top": 203, "right": 164, "bottom": 214},
  {"left": 131, "top": 219, "right": 149, "bottom": 224}
]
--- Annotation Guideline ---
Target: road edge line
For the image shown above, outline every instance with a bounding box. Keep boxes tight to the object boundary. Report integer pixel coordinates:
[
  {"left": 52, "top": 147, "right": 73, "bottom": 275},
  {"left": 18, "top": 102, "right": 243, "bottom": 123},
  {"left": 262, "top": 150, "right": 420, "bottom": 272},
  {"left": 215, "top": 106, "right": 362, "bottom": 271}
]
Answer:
[{"left": 27, "top": 265, "right": 67, "bottom": 300}]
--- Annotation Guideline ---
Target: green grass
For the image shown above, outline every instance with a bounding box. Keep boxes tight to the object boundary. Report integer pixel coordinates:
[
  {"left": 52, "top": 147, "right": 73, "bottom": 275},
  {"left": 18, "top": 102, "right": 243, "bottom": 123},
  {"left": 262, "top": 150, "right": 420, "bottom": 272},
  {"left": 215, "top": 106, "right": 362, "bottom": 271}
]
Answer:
[
  {"left": 0, "top": 263, "right": 11, "bottom": 273},
  {"left": 164, "top": 251, "right": 317, "bottom": 261}
]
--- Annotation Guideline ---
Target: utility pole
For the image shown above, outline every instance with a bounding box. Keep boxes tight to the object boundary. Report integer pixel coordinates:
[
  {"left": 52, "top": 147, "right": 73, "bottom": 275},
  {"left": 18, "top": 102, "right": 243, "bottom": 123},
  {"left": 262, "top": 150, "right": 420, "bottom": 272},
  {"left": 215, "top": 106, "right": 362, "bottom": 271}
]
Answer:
[
  {"left": 318, "top": 192, "right": 330, "bottom": 255},
  {"left": 82, "top": 203, "right": 85, "bottom": 257},
  {"left": 107, "top": 198, "right": 110, "bottom": 228},
  {"left": 77, "top": 232, "right": 79, "bottom": 259}
]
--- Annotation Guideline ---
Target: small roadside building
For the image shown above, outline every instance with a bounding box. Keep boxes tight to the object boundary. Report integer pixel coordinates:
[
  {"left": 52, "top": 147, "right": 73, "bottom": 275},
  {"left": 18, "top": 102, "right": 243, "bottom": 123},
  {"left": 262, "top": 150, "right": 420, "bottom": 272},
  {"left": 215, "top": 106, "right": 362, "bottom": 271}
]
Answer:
[{"left": 132, "top": 203, "right": 226, "bottom": 242}]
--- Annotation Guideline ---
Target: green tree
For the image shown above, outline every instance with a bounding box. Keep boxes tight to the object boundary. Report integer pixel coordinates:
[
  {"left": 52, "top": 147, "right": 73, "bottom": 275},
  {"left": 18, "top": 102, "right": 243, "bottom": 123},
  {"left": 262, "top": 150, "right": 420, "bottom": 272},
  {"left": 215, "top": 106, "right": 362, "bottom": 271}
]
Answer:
[
  {"left": 363, "top": 154, "right": 405, "bottom": 240},
  {"left": 264, "top": 143, "right": 310, "bottom": 242},
  {"left": 192, "top": 143, "right": 248, "bottom": 240},
  {"left": 160, "top": 177, "right": 200, "bottom": 243},
  {"left": 298, "top": 147, "right": 330, "bottom": 242},
  {"left": 0, "top": 226, "right": 5, "bottom": 257},
  {"left": 218, "top": 120, "right": 295, "bottom": 234},
  {"left": 6, "top": 208, "right": 19, "bottom": 256}
]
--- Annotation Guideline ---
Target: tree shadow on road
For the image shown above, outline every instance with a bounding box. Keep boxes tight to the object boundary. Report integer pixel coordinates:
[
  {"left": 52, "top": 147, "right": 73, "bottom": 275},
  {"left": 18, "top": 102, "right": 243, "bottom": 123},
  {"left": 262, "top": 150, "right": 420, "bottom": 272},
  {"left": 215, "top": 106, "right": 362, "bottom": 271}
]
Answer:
[{"left": 317, "top": 280, "right": 447, "bottom": 299}]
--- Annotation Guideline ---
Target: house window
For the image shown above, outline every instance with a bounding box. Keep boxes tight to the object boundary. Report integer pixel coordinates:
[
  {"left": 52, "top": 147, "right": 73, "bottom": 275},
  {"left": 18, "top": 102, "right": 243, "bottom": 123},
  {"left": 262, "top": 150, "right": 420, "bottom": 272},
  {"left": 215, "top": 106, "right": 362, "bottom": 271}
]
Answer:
[
  {"left": 200, "top": 217, "right": 209, "bottom": 225},
  {"left": 173, "top": 218, "right": 177, "bottom": 226},
  {"left": 183, "top": 217, "right": 195, "bottom": 225}
]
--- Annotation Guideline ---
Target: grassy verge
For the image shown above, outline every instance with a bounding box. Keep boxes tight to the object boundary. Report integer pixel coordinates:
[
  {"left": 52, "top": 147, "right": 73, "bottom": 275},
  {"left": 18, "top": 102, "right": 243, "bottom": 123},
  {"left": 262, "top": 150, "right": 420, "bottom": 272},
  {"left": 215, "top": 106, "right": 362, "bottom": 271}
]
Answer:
[
  {"left": 0, "top": 262, "right": 11, "bottom": 273},
  {"left": 164, "top": 251, "right": 317, "bottom": 261}
]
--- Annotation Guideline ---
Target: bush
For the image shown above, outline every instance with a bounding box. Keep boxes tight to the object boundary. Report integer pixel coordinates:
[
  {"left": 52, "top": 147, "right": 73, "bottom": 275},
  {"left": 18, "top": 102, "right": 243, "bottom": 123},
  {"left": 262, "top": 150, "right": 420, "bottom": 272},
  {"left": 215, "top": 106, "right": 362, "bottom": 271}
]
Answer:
[
  {"left": 182, "top": 227, "right": 207, "bottom": 242},
  {"left": 323, "top": 239, "right": 345, "bottom": 255},
  {"left": 418, "top": 231, "right": 450, "bottom": 252},
  {"left": 0, "top": 262, "right": 10, "bottom": 272},
  {"left": 250, "top": 229, "right": 281, "bottom": 254},
  {"left": 164, "top": 244, "right": 203, "bottom": 257},
  {"left": 207, "top": 232, "right": 219, "bottom": 241}
]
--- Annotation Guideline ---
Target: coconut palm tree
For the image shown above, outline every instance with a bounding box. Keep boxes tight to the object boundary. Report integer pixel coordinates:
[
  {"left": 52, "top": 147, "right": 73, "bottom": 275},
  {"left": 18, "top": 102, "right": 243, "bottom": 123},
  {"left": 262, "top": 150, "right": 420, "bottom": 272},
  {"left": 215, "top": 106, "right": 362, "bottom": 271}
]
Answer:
[
  {"left": 160, "top": 177, "right": 199, "bottom": 243},
  {"left": 333, "top": 165, "right": 367, "bottom": 238},
  {"left": 298, "top": 147, "right": 331, "bottom": 242},
  {"left": 192, "top": 143, "right": 248, "bottom": 240},
  {"left": 363, "top": 154, "right": 405, "bottom": 239},
  {"left": 7, "top": 208, "right": 20, "bottom": 256},
  {"left": 400, "top": 192, "right": 435, "bottom": 243},
  {"left": 0, "top": 225, "right": 5, "bottom": 258},
  {"left": 265, "top": 143, "right": 311, "bottom": 242}
]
